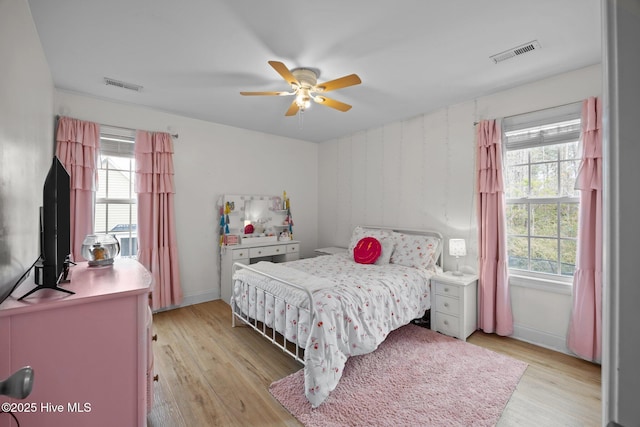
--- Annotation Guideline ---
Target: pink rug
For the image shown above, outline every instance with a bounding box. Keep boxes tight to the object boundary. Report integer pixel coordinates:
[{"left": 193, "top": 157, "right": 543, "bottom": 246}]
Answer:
[{"left": 270, "top": 324, "right": 527, "bottom": 427}]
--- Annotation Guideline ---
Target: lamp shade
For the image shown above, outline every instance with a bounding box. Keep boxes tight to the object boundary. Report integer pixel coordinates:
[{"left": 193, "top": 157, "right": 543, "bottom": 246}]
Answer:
[{"left": 449, "top": 239, "right": 467, "bottom": 257}]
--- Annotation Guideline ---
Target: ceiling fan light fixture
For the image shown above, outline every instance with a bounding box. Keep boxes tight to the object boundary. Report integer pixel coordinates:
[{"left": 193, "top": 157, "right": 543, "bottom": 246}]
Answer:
[{"left": 296, "top": 89, "right": 311, "bottom": 110}]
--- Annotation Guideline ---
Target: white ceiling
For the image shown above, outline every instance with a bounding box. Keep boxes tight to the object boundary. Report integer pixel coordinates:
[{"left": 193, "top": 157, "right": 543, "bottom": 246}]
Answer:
[{"left": 27, "top": 0, "right": 602, "bottom": 143}]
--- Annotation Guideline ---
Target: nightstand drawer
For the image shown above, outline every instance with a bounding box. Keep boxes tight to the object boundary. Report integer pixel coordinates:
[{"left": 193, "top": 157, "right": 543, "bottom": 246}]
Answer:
[
  {"left": 433, "top": 312, "right": 460, "bottom": 337},
  {"left": 435, "top": 295, "right": 460, "bottom": 316},
  {"left": 434, "top": 282, "right": 461, "bottom": 298},
  {"left": 286, "top": 243, "right": 300, "bottom": 253},
  {"left": 250, "top": 245, "right": 285, "bottom": 258}
]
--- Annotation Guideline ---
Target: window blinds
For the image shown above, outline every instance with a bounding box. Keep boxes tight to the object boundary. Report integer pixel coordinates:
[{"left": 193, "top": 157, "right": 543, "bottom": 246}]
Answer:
[
  {"left": 100, "top": 125, "right": 135, "bottom": 156},
  {"left": 502, "top": 102, "right": 582, "bottom": 150}
]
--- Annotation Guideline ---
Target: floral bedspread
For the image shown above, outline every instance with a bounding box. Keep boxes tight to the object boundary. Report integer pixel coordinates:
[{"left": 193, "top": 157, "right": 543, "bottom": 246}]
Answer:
[{"left": 232, "top": 253, "right": 433, "bottom": 407}]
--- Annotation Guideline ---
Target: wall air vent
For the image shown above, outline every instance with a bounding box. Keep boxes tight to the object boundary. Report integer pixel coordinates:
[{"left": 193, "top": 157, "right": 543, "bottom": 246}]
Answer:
[
  {"left": 104, "top": 77, "right": 143, "bottom": 92},
  {"left": 489, "top": 40, "right": 541, "bottom": 64}
]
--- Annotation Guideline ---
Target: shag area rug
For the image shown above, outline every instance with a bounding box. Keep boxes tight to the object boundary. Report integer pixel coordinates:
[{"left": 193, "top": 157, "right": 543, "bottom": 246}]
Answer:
[{"left": 270, "top": 324, "right": 527, "bottom": 427}]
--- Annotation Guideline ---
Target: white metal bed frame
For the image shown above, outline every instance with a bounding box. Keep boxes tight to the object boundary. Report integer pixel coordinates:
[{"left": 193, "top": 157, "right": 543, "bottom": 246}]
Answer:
[{"left": 230, "top": 226, "right": 444, "bottom": 365}]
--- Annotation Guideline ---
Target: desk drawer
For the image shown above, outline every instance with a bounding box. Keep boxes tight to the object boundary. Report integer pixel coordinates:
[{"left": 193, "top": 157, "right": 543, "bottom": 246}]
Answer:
[
  {"left": 232, "top": 249, "right": 249, "bottom": 260},
  {"left": 249, "top": 245, "right": 285, "bottom": 258},
  {"left": 434, "top": 295, "right": 460, "bottom": 316},
  {"left": 434, "top": 282, "right": 460, "bottom": 298}
]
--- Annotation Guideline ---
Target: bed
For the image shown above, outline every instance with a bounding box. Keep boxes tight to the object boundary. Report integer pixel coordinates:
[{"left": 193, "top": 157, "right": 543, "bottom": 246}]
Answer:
[{"left": 230, "top": 226, "right": 443, "bottom": 407}]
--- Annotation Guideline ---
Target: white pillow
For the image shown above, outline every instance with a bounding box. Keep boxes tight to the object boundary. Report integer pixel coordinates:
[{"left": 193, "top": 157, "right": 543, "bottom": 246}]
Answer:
[
  {"left": 348, "top": 226, "right": 393, "bottom": 257},
  {"left": 390, "top": 232, "right": 441, "bottom": 271},
  {"left": 374, "top": 237, "right": 395, "bottom": 265}
]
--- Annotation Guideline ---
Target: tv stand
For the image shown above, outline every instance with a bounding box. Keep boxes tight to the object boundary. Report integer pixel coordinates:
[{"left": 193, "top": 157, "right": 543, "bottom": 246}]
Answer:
[
  {"left": 16, "top": 258, "right": 75, "bottom": 300},
  {"left": 17, "top": 283, "right": 75, "bottom": 300}
]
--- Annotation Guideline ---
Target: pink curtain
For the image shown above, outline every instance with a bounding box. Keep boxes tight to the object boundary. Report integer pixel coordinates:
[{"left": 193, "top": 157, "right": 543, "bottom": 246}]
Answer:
[
  {"left": 135, "top": 131, "right": 182, "bottom": 310},
  {"left": 55, "top": 117, "right": 100, "bottom": 261},
  {"left": 476, "top": 120, "right": 514, "bottom": 336},
  {"left": 567, "top": 97, "right": 602, "bottom": 362}
]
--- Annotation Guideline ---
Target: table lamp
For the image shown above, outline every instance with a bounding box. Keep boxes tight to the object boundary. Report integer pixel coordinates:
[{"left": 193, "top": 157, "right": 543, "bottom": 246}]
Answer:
[{"left": 449, "top": 239, "right": 466, "bottom": 276}]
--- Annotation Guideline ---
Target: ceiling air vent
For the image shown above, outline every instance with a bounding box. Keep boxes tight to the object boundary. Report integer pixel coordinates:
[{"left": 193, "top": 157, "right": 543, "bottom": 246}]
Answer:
[
  {"left": 104, "top": 77, "right": 143, "bottom": 92},
  {"left": 489, "top": 40, "right": 541, "bottom": 64}
]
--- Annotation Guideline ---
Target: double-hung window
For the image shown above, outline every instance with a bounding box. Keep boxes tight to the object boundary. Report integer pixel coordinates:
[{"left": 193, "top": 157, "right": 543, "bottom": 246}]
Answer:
[
  {"left": 95, "top": 127, "right": 137, "bottom": 259},
  {"left": 503, "top": 103, "right": 582, "bottom": 280}
]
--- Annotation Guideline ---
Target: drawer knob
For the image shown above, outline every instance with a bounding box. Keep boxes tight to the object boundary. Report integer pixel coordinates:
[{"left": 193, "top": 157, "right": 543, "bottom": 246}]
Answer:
[
  {"left": 444, "top": 287, "right": 449, "bottom": 292},
  {"left": 444, "top": 303, "right": 449, "bottom": 308},
  {"left": 444, "top": 320, "right": 449, "bottom": 326},
  {"left": 276, "top": 249, "right": 280, "bottom": 252},
  {"left": 152, "top": 334, "right": 158, "bottom": 341},
  {"left": 258, "top": 251, "right": 262, "bottom": 254},
  {"left": 153, "top": 374, "right": 159, "bottom": 382}
]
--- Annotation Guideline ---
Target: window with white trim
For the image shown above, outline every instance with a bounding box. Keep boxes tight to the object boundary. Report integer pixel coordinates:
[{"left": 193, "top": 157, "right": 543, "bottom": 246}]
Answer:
[
  {"left": 95, "top": 128, "right": 137, "bottom": 259},
  {"left": 503, "top": 103, "right": 582, "bottom": 278}
]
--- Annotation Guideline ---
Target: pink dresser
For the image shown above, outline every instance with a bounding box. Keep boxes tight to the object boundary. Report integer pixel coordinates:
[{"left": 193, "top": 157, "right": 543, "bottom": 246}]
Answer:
[{"left": 0, "top": 259, "right": 153, "bottom": 427}]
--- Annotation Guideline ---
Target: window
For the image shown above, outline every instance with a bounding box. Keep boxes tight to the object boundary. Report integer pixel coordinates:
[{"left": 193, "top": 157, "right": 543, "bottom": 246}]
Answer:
[
  {"left": 503, "top": 103, "right": 582, "bottom": 278},
  {"left": 95, "top": 127, "right": 137, "bottom": 259}
]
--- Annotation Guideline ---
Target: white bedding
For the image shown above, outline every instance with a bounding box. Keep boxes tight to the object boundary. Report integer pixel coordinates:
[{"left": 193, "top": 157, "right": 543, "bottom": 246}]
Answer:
[{"left": 231, "top": 253, "right": 433, "bottom": 407}]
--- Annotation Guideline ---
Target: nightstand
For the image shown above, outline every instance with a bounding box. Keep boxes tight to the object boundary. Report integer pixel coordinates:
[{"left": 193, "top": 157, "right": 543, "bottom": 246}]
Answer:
[
  {"left": 430, "top": 272, "right": 478, "bottom": 341},
  {"left": 314, "top": 246, "right": 347, "bottom": 256}
]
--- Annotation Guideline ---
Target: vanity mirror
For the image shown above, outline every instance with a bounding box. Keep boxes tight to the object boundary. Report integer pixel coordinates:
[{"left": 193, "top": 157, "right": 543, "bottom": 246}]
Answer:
[{"left": 218, "top": 193, "right": 293, "bottom": 246}]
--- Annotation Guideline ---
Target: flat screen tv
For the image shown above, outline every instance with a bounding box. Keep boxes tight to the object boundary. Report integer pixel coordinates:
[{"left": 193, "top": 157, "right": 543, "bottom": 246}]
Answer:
[{"left": 17, "top": 156, "right": 74, "bottom": 300}]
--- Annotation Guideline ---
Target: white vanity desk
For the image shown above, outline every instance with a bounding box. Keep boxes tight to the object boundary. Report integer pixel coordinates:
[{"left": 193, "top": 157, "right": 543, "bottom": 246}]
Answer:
[{"left": 220, "top": 239, "right": 300, "bottom": 304}]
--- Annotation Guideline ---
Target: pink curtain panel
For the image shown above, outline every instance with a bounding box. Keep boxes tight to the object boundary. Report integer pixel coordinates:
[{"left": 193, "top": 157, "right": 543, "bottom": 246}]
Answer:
[
  {"left": 567, "top": 97, "right": 602, "bottom": 362},
  {"left": 476, "top": 119, "right": 514, "bottom": 336},
  {"left": 55, "top": 116, "right": 100, "bottom": 262},
  {"left": 135, "top": 130, "right": 183, "bottom": 310}
]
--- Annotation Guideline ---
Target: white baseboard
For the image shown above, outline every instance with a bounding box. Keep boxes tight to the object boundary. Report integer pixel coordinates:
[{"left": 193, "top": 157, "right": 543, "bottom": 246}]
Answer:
[
  {"left": 511, "top": 323, "right": 571, "bottom": 356},
  {"left": 153, "top": 290, "right": 219, "bottom": 313}
]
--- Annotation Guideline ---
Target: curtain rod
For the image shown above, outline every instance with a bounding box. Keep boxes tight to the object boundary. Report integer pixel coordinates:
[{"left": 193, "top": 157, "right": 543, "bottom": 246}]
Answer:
[
  {"left": 472, "top": 99, "right": 583, "bottom": 127},
  {"left": 56, "top": 115, "right": 179, "bottom": 139},
  {"left": 100, "top": 122, "right": 179, "bottom": 139}
]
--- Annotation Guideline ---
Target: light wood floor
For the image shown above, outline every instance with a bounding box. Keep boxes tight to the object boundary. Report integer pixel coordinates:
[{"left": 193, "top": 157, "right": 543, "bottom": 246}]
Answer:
[{"left": 147, "top": 300, "right": 601, "bottom": 426}]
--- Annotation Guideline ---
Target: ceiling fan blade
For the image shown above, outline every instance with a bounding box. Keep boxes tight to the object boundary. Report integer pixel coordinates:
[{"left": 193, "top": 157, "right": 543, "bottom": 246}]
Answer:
[
  {"left": 285, "top": 100, "right": 300, "bottom": 116},
  {"left": 240, "top": 91, "right": 293, "bottom": 96},
  {"left": 268, "top": 61, "right": 299, "bottom": 87},
  {"left": 315, "top": 74, "right": 361, "bottom": 93},
  {"left": 314, "top": 96, "right": 352, "bottom": 112}
]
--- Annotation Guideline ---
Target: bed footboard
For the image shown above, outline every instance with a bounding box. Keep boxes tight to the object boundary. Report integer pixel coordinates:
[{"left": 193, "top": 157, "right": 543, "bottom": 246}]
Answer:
[{"left": 231, "top": 262, "right": 315, "bottom": 365}]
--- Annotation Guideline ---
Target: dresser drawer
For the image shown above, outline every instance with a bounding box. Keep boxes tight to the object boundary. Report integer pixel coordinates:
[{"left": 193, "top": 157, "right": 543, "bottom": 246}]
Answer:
[
  {"left": 232, "top": 249, "right": 249, "bottom": 260},
  {"left": 433, "top": 312, "right": 460, "bottom": 337},
  {"left": 286, "top": 243, "right": 300, "bottom": 253},
  {"left": 434, "top": 295, "right": 460, "bottom": 316},
  {"left": 434, "top": 282, "right": 460, "bottom": 298},
  {"left": 249, "top": 245, "right": 286, "bottom": 258}
]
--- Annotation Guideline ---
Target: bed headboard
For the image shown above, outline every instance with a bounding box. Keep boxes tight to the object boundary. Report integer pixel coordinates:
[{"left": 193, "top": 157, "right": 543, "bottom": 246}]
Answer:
[{"left": 358, "top": 225, "right": 444, "bottom": 268}]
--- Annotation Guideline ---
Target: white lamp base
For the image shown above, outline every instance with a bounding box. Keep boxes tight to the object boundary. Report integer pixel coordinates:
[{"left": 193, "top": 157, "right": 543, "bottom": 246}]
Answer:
[{"left": 451, "top": 256, "right": 464, "bottom": 276}]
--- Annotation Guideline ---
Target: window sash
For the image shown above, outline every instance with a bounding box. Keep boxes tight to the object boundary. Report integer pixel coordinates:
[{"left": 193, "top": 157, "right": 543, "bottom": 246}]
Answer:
[
  {"left": 503, "top": 103, "right": 582, "bottom": 279},
  {"left": 96, "top": 129, "right": 137, "bottom": 259}
]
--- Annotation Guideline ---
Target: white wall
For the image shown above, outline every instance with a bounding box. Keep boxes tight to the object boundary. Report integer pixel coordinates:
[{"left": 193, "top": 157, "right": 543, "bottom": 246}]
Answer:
[
  {"left": 603, "top": 0, "right": 640, "bottom": 424},
  {"left": 0, "top": 0, "right": 54, "bottom": 294},
  {"left": 55, "top": 91, "right": 319, "bottom": 306},
  {"left": 318, "top": 64, "right": 602, "bottom": 354}
]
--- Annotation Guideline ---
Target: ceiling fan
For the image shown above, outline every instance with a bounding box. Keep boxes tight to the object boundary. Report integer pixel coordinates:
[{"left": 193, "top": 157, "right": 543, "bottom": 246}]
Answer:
[{"left": 240, "top": 61, "right": 362, "bottom": 116}]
